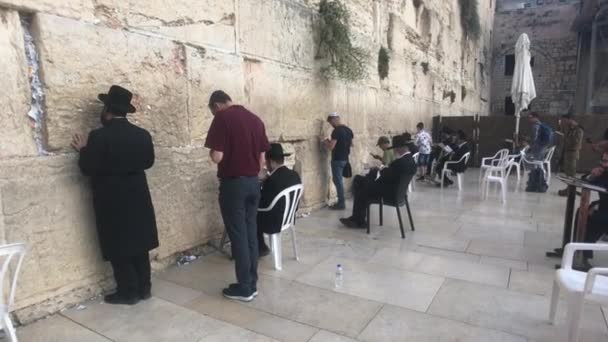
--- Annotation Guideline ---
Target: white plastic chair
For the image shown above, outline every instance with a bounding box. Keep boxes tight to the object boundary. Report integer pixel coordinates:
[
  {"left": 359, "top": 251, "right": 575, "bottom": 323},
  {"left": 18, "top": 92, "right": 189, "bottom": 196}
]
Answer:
[
  {"left": 506, "top": 146, "right": 529, "bottom": 183},
  {"left": 441, "top": 152, "right": 471, "bottom": 191},
  {"left": 479, "top": 149, "right": 510, "bottom": 184},
  {"left": 409, "top": 152, "right": 420, "bottom": 193},
  {"left": 522, "top": 146, "right": 556, "bottom": 185},
  {"left": 481, "top": 151, "right": 510, "bottom": 203},
  {"left": 0, "top": 243, "right": 27, "bottom": 342},
  {"left": 549, "top": 243, "right": 608, "bottom": 342},
  {"left": 258, "top": 184, "right": 303, "bottom": 271}
]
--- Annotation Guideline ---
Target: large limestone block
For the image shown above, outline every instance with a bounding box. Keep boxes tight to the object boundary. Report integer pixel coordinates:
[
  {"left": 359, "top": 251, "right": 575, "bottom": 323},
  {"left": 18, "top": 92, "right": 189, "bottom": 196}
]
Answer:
[
  {"left": 147, "top": 147, "right": 223, "bottom": 260},
  {"left": 187, "top": 47, "right": 244, "bottom": 145},
  {"left": 34, "top": 14, "right": 189, "bottom": 151},
  {"left": 94, "top": 0, "right": 236, "bottom": 50},
  {"left": 0, "top": 0, "right": 94, "bottom": 20},
  {"left": 239, "top": 0, "right": 315, "bottom": 67},
  {"left": 0, "top": 155, "right": 107, "bottom": 311},
  {"left": 0, "top": 9, "right": 37, "bottom": 158}
]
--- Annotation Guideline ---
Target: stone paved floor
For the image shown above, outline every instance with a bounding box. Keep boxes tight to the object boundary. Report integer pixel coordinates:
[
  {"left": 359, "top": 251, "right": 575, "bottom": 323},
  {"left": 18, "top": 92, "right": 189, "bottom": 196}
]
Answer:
[{"left": 17, "top": 171, "right": 608, "bottom": 341}]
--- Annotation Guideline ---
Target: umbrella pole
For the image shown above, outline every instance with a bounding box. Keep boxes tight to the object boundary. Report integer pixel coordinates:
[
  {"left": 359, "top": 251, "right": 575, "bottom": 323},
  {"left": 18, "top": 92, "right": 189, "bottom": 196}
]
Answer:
[{"left": 514, "top": 108, "right": 521, "bottom": 146}]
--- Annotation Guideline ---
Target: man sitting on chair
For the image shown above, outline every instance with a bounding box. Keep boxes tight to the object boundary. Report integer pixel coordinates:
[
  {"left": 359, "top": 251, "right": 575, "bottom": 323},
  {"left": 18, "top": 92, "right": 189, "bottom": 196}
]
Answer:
[
  {"left": 339, "top": 135, "right": 417, "bottom": 229},
  {"left": 435, "top": 130, "right": 470, "bottom": 187},
  {"left": 257, "top": 143, "right": 302, "bottom": 257}
]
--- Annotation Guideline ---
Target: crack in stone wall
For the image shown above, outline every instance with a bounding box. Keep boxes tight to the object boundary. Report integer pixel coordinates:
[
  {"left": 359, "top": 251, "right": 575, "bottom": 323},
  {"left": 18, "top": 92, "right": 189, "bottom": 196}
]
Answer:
[{"left": 21, "top": 14, "right": 49, "bottom": 155}]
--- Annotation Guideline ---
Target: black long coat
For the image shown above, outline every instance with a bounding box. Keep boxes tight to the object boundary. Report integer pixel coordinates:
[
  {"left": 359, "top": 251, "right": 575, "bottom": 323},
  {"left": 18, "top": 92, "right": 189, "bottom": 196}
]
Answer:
[
  {"left": 78, "top": 119, "right": 159, "bottom": 261},
  {"left": 257, "top": 167, "right": 302, "bottom": 235}
]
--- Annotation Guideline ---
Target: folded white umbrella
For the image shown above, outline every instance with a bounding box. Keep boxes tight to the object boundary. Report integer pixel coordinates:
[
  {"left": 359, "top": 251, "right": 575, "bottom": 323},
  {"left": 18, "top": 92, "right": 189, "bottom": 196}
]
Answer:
[{"left": 511, "top": 33, "right": 536, "bottom": 135}]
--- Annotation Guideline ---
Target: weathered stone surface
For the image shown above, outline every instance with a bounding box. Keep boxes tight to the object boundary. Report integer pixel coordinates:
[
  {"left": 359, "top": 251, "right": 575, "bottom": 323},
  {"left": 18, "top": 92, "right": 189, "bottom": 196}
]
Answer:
[
  {"left": 147, "top": 147, "right": 223, "bottom": 260},
  {"left": 0, "top": 9, "right": 37, "bottom": 158},
  {"left": 239, "top": 0, "right": 315, "bottom": 67},
  {"left": 94, "top": 0, "right": 236, "bottom": 50},
  {"left": 0, "top": 155, "right": 108, "bottom": 313},
  {"left": 187, "top": 47, "right": 244, "bottom": 146},
  {"left": 0, "top": 0, "right": 94, "bottom": 20},
  {"left": 34, "top": 14, "right": 189, "bottom": 151}
]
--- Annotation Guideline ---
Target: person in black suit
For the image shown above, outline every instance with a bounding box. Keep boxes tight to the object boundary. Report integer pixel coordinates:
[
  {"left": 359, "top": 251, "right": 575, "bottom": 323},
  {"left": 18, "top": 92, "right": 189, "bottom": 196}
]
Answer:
[
  {"left": 435, "top": 130, "right": 470, "bottom": 187},
  {"left": 340, "top": 135, "right": 417, "bottom": 229},
  {"left": 257, "top": 144, "right": 302, "bottom": 256},
  {"left": 71, "top": 85, "right": 158, "bottom": 306}
]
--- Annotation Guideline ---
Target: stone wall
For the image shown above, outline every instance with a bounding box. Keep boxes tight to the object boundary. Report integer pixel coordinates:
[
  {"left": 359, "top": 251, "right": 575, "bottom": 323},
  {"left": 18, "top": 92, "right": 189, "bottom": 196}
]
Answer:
[
  {"left": 0, "top": 0, "right": 494, "bottom": 322},
  {"left": 491, "top": 1, "right": 579, "bottom": 115}
]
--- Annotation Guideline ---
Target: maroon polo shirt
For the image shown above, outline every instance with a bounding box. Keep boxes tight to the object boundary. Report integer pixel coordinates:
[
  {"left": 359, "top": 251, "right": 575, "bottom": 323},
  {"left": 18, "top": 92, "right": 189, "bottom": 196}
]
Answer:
[{"left": 205, "top": 105, "right": 270, "bottom": 179}]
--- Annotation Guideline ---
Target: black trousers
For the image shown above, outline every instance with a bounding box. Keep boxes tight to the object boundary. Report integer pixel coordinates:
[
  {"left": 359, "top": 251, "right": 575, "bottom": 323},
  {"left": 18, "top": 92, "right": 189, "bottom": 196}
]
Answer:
[
  {"left": 351, "top": 174, "right": 382, "bottom": 223},
  {"left": 110, "top": 252, "right": 151, "bottom": 298},
  {"left": 426, "top": 147, "right": 442, "bottom": 175},
  {"left": 219, "top": 177, "right": 260, "bottom": 292},
  {"left": 567, "top": 205, "right": 608, "bottom": 259}
]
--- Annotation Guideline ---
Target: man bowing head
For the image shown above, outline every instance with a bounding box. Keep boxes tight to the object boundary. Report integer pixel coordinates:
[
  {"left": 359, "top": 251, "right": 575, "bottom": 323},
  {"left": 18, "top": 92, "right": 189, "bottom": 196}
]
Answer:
[{"left": 72, "top": 85, "right": 159, "bottom": 305}]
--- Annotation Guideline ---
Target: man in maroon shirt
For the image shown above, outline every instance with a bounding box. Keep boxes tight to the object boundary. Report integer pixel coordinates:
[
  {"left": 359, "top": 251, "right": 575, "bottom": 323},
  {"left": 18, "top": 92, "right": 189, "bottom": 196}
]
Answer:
[{"left": 205, "top": 90, "right": 270, "bottom": 302}]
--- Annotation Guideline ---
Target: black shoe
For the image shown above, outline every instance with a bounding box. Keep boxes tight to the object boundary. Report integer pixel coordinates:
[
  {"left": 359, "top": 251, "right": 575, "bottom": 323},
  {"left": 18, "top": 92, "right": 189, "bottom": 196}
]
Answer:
[
  {"left": 228, "top": 283, "right": 257, "bottom": 297},
  {"left": 104, "top": 292, "right": 139, "bottom": 305},
  {"left": 223, "top": 286, "right": 255, "bottom": 302},
  {"left": 557, "top": 189, "right": 569, "bottom": 197},
  {"left": 329, "top": 204, "right": 346, "bottom": 210},
  {"left": 416, "top": 176, "right": 425, "bottom": 181},
  {"left": 339, "top": 218, "right": 366, "bottom": 229},
  {"left": 139, "top": 291, "right": 152, "bottom": 300},
  {"left": 573, "top": 259, "right": 593, "bottom": 272},
  {"left": 545, "top": 251, "right": 562, "bottom": 259}
]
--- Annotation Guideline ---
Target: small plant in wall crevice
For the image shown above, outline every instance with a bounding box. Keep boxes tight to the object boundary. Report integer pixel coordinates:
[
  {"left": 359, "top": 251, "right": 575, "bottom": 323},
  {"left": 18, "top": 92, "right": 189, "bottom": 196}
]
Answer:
[
  {"left": 316, "top": 0, "right": 368, "bottom": 82},
  {"left": 378, "top": 46, "right": 390, "bottom": 80}
]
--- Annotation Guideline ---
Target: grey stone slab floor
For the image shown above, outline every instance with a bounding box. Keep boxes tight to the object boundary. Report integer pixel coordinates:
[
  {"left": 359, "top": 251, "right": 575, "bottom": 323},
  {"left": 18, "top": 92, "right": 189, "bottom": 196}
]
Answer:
[{"left": 17, "top": 170, "right": 608, "bottom": 341}]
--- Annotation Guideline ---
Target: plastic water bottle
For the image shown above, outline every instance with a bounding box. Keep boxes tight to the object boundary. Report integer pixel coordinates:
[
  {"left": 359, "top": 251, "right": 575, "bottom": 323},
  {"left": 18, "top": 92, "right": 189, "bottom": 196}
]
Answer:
[{"left": 334, "top": 264, "right": 344, "bottom": 289}]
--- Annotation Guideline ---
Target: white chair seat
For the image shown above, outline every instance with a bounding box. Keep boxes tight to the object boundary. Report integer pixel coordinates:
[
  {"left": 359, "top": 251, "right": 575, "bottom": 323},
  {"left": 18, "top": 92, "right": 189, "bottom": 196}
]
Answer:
[
  {"left": 549, "top": 243, "right": 608, "bottom": 341},
  {"left": 556, "top": 270, "right": 608, "bottom": 301}
]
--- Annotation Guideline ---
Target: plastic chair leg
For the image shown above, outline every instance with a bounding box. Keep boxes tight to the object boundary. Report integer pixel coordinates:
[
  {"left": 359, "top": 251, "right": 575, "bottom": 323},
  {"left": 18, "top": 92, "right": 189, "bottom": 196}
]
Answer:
[
  {"left": 549, "top": 280, "right": 559, "bottom": 324},
  {"left": 395, "top": 206, "right": 405, "bottom": 239},
  {"left": 441, "top": 171, "right": 445, "bottom": 190},
  {"left": 270, "top": 234, "right": 282, "bottom": 271},
  {"left": 457, "top": 174, "right": 463, "bottom": 191},
  {"left": 405, "top": 198, "right": 415, "bottom": 232},
  {"left": 501, "top": 180, "right": 507, "bottom": 204},
  {"left": 290, "top": 226, "right": 299, "bottom": 261},
  {"left": 3, "top": 314, "right": 17, "bottom": 342},
  {"left": 379, "top": 202, "right": 383, "bottom": 226},
  {"left": 565, "top": 293, "right": 584, "bottom": 342}
]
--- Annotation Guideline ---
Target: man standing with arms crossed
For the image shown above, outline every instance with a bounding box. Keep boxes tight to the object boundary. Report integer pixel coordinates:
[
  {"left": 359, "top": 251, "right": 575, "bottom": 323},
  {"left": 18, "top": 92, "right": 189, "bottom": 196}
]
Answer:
[
  {"left": 205, "top": 90, "right": 270, "bottom": 302},
  {"left": 323, "top": 112, "right": 354, "bottom": 210}
]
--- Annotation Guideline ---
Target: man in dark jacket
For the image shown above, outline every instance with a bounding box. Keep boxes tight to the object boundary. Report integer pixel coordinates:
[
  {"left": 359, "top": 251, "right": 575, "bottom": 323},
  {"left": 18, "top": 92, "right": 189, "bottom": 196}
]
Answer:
[
  {"left": 257, "top": 144, "right": 302, "bottom": 256},
  {"left": 339, "top": 135, "right": 417, "bottom": 229},
  {"left": 71, "top": 85, "right": 158, "bottom": 305},
  {"left": 435, "top": 130, "right": 470, "bottom": 187}
]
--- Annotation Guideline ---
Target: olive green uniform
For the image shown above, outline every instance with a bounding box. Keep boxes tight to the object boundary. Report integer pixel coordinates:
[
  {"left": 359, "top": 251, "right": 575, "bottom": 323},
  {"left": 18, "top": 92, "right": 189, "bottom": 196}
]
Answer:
[{"left": 562, "top": 125, "right": 584, "bottom": 176}]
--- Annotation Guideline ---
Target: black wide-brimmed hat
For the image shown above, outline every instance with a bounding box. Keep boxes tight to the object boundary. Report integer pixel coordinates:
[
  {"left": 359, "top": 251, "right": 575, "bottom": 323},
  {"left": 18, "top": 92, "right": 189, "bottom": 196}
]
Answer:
[
  {"left": 266, "top": 143, "right": 292, "bottom": 161},
  {"left": 391, "top": 135, "right": 409, "bottom": 149},
  {"left": 98, "top": 85, "right": 137, "bottom": 115}
]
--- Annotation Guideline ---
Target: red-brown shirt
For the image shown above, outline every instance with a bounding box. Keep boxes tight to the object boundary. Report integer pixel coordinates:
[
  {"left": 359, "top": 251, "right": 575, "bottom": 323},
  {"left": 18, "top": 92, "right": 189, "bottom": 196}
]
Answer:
[{"left": 205, "top": 105, "right": 270, "bottom": 178}]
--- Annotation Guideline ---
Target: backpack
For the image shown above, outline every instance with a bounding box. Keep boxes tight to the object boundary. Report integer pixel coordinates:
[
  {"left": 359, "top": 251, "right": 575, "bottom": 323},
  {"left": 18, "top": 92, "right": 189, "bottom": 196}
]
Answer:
[
  {"left": 526, "top": 168, "right": 548, "bottom": 193},
  {"left": 537, "top": 123, "right": 554, "bottom": 147}
]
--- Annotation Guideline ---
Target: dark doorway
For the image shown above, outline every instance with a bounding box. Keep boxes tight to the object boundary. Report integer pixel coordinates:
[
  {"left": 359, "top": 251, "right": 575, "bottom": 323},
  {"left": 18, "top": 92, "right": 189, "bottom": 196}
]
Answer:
[{"left": 505, "top": 96, "right": 515, "bottom": 115}]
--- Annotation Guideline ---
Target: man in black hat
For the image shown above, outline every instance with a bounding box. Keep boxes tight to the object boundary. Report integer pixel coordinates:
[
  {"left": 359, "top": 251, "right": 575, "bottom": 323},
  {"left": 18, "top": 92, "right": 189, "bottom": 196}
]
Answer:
[
  {"left": 339, "top": 135, "right": 416, "bottom": 229},
  {"left": 257, "top": 143, "right": 302, "bottom": 256},
  {"left": 71, "top": 85, "right": 158, "bottom": 305}
]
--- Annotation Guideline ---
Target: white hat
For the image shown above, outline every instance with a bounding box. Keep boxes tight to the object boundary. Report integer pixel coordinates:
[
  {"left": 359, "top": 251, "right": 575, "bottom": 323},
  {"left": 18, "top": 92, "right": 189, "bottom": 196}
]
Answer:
[{"left": 327, "top": 112, "right": 340, "bottom": 120}]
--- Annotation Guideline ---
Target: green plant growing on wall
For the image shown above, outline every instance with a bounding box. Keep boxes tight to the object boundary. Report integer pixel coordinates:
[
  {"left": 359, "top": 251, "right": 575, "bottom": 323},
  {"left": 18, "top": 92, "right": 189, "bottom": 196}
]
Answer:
[
  {"left": 458, "top": 0, "right": 481, "bottom": 41},
  {"left": 316, "top": 0, "right": 368, "bottom": 81},
  {"left": 378, "top": 46, "right": 390, "bottom": 80}
]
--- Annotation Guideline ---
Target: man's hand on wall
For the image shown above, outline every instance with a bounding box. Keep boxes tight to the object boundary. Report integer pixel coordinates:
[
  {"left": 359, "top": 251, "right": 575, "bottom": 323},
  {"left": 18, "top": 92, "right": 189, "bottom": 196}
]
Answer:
[{"left": 71, "top": 133, "right": 87, "bottom": 152}]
